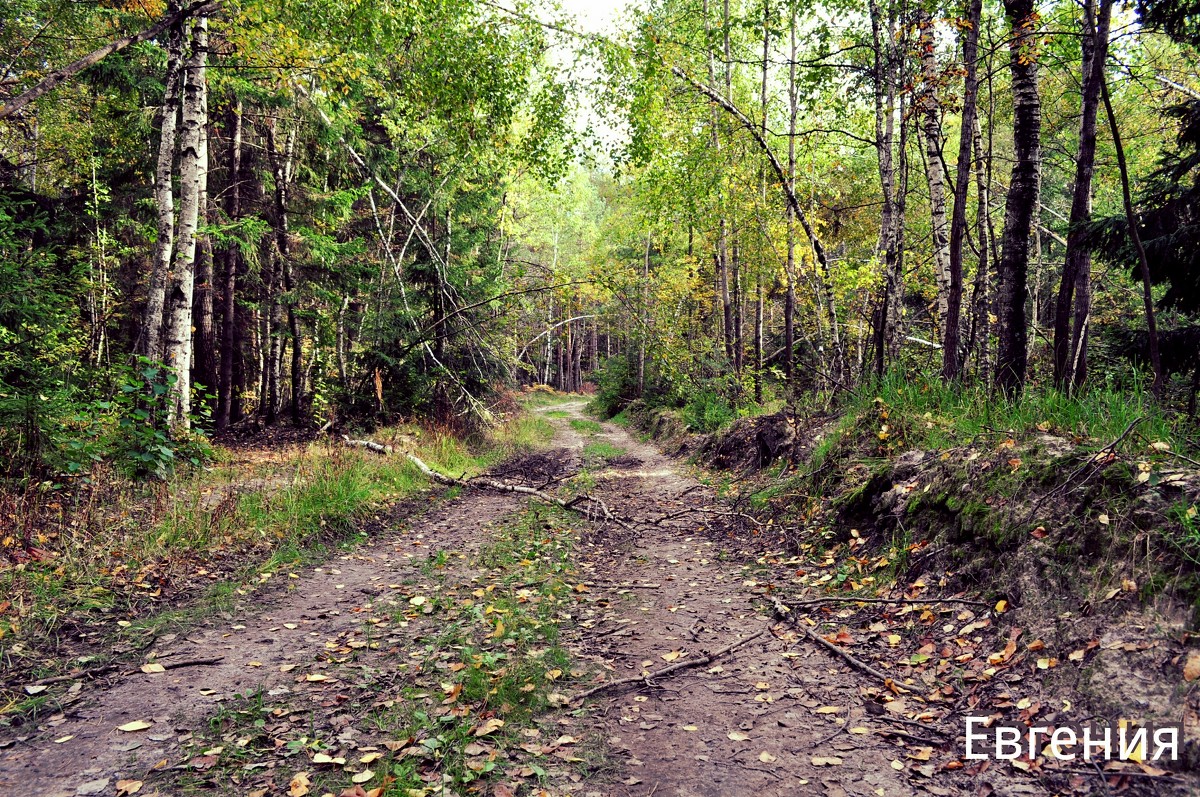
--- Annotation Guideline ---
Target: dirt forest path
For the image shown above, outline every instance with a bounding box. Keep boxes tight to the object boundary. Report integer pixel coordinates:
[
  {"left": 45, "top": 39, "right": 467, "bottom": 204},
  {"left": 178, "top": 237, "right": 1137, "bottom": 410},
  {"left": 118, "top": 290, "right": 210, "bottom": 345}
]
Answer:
[
  {"left": 555, "top": 402, "right": 933, "bottom": 797},
  {"left": 0, "top": 399, "right": 1038, "bottom": 797}
]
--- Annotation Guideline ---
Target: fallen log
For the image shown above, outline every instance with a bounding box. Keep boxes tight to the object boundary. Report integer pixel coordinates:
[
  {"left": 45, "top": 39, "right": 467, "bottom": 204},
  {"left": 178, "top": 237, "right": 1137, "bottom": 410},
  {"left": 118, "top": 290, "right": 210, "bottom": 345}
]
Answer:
[
  {"left": 343, "top": 436, "right": 635, "bottom": 531},
  {"left": 343, "top": 435, "right": 393, "bottom": 454}
]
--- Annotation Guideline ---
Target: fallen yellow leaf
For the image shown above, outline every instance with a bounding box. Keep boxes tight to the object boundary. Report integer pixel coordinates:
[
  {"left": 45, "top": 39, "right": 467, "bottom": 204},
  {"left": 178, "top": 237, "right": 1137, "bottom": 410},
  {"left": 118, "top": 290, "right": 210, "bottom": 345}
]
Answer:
[
  {"left": 288, "top": 771, "right": 311, "bottom": 797},
  {"left": 117, "top": 720, "right": 153, "bottom": 733}
]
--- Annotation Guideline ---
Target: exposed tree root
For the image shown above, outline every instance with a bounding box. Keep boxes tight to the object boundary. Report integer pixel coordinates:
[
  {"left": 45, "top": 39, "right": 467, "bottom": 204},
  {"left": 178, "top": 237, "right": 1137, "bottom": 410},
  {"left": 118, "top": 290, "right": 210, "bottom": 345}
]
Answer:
[{"left": 571, "top": 627, "right": 767, "bottom": 703}]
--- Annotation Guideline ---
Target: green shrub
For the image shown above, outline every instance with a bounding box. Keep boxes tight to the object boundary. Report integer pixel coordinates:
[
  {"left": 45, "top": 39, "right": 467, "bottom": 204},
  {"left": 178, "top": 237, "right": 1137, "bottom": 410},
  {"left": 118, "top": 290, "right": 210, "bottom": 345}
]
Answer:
[{"left": 683, "top": 389, "right": 735, "bottom": 432}]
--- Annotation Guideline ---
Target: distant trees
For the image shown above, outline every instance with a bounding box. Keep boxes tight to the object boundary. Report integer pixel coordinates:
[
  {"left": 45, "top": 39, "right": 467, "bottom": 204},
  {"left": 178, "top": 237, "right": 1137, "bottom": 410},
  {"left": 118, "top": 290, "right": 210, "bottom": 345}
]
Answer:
[{"left": 586, "top": 0, "right": 1199, "bottom": 412}]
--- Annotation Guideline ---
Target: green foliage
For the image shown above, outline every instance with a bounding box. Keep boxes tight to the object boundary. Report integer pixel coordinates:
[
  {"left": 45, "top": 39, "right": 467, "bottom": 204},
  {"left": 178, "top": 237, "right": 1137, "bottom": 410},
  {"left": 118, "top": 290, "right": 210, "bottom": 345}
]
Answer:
[
  {"left": 843, "top": 369, "right": 1190, "bottom": 456},
  {"left": 682, "top": 389, "right": 736, "bottom": 433}
]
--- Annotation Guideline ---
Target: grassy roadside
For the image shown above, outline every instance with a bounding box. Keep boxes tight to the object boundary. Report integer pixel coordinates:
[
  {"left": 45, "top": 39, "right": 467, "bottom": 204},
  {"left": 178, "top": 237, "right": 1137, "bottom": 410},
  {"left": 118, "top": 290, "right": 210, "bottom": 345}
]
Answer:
[{"left": 0, "top": 412, "right": 554, "bottom": 719}]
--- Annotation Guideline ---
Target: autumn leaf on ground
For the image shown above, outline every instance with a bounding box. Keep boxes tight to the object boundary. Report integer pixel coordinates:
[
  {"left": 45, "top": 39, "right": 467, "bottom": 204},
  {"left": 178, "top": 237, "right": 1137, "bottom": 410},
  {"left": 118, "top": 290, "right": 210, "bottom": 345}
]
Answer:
[
  {"left": 661, "top": 650, "right": 683, "bottom": 662},
  {"left": 473, "top": 717, "right": 505, "bottom": 736},
  {"left": 288, "top": 772, "right": 311, "bottom": 797},
  {"left": 727, "top": 731, "right": 751, "bottom": 741},
  {"left": 117, "top": 720, "right": 153, "bottom": 732},
  {"left": 1184, "top": 652, "right": 1200, "bottom": 682},
  {"left": 115, "top": 780, "right": 143, "bottom": 796}
]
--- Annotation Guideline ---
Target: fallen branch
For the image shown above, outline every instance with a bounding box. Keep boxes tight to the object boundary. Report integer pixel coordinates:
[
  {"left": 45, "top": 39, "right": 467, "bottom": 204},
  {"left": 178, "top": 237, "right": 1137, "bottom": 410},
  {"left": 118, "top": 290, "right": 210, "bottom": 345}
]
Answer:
[
  {"left": 372, "top": 444, "right": 638, "bottom": 532},
  {"left": 19, "top": 664, "right": 120, "bottom": 689},
  {"left": 572, "top": 627, "right": 767, "bottom": 703},
  {"left": 651, "top": 506, "right": 765, "bottom": 527},
  {"left": 15, "top": 655, "right": 224, "bottom": 691},
  {"left": 1024, "top": 416, "right": 1145, "bottom": 523},
  {"left": 343, "top": 435, "right": 393, "bottom": 454},
  {"left": 772, "top": 598, "right": 899, "bottom": 688},
  {"left": 786, "top": 595, "right": 989, "bottom": 609},
  {"left": 159, "top": 656, "right": 224, "bottom": 671}
]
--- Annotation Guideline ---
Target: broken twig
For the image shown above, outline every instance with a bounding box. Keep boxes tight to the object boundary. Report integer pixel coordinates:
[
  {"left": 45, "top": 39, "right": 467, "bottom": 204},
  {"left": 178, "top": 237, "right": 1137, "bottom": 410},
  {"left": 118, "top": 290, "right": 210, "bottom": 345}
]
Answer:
[
  {"left": 772, "top": 598, "right": 899, "bottom": 688},
  {"left": 572, "top": 627, "right": 767, "bottom": 703}
]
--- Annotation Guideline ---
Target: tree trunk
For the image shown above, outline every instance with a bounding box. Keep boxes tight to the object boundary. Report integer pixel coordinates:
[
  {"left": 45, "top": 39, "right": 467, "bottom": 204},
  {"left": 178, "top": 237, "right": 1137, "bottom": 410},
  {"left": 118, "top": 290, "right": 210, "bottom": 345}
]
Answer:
[
  {"left": 264, "top": 119, "right": 300, "bottom": 424},
  {"left": 1053, "top": 0, "right": 1112, "bottom": 392},
  {"left": 968, "top": 117, "right": 993, "bottom": 382},
  {"left": 995, "top": 0, "right": 1041, "bottom": 396},
  {"left": 140, "top": 6, "right": 184, "bottom": 362},
  {"left": 732, "top": 227, "right": 743, "bottom": 373},
  {"left": 944, "top": 0, "right": 983, "bottom": 380},
  {"left": 1100, "top": 78, "right": 1164, "bottom": 397},
  {"left": 916, "top": 9, "right": 953, "bottom": 343},
  {"left": 194, "top": 220, "right": 215, "bottom": 411},
  {"left": 783, "top": 7, "right": 798, "bottom": 383},
  {"left": 869, "top": 0, "right": 902, "bottom": 376},
  {"left": 216, "top": 99, "right": 242, "bottom": 430},
  {"left": 164, "top": 15, "right": 208, "bottom": 429}
]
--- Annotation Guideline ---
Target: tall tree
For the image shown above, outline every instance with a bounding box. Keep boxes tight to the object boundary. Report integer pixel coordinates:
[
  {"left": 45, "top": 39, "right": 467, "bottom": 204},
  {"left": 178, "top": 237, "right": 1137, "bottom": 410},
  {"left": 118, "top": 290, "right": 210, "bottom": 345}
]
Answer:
[
  {"left": 995, "top": 0, "right": 1041, "bottom": 396},
  {"left": 1052, "top": 0, "right": 1113, "bottom": 392},
  {"left": 164, "top": 14, "right": 209, "bottom": 428},
  {"left": 944, "top": 0, "right": 983, "bottom": 380},
  {"left": 916, "top": 7, "right": 953, "bottom": 341}
]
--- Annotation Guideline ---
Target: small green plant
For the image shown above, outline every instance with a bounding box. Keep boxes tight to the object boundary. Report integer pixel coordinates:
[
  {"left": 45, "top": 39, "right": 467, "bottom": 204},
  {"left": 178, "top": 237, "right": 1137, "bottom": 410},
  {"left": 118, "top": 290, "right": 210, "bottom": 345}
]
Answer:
[
  {"left": 569, "top": 418, "right": 603, "bottom": 435},
  {"left": 682, "top": 389, "right": 735, "bottom": 432}
]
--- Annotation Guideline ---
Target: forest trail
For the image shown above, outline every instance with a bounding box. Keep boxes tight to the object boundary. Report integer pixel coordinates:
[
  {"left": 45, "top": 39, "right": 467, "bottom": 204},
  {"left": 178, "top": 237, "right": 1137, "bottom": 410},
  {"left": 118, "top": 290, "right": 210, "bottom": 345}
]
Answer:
[{"left": 1, "top": 400, "right": 1056, "bottom": 797}]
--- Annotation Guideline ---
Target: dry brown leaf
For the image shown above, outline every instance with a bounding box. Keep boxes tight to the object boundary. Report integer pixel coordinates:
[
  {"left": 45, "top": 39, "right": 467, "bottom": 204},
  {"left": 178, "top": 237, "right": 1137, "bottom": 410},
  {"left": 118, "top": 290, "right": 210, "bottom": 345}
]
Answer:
[
  {"left": 473, "top": 717, "right": 505, "bottom": 737},
  {"left": 1183, "top": 652, "right": 1200, "bottom": 682},
  {"left": 288, "top": 772, "right": 311, "bottom": 797},
  {"left": 115, "top": 780, "right": 143, "bottom": 796}
]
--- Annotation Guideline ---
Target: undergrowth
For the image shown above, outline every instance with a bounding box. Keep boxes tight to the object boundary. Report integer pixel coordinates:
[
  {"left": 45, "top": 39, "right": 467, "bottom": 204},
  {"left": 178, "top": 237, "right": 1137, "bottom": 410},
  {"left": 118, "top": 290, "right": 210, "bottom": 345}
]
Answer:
[{"left": 0, "top": 411, "right": 554, "bottom": 693}]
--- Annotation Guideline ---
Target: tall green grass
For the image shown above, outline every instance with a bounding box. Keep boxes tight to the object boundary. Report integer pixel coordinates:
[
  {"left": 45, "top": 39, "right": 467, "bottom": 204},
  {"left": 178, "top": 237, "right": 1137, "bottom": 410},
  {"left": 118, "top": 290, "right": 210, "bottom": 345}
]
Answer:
[
  {"left": 0, "top": 411, "right": 558, "bottom": 670},
  {"left": 847, "top": 371, "right": 1192, "bottom": 455}
]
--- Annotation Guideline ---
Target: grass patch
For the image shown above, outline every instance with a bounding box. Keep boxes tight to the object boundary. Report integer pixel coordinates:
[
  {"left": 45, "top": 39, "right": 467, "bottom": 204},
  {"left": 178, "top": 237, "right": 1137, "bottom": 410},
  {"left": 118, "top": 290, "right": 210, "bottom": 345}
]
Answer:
[
  {"left": 582, "top": 440, "right": 624, "bottom": 467},
  {"left": 568, "top": 418, "right": 603, "bottom": 435},
  {"left": 0, "top": 410, "right": 556, "bottom": 703},
  {"left": 850, "top": 370, "right": 1193, "bottom": 455}
]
